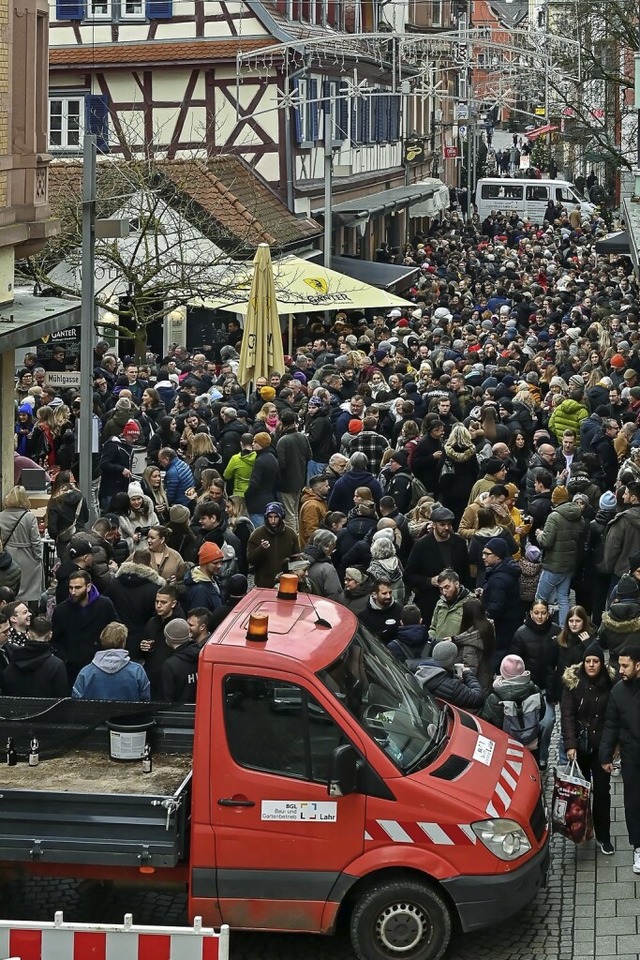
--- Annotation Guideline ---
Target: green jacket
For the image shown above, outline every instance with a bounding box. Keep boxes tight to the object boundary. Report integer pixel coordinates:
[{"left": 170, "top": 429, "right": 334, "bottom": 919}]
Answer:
[
  {"left": 223, "top": 450, "right": 256, "bottom": 496},
  {"left": 549, "top": 399, "right": 589, "bottom": 442},
  {"left": 429, "top": 586, "right": 470, "bottom": 640},
  {"left": 538, "top": 502, "right": 586, "bottom": 574},
  {"left": 603, "top": 505, "right": 640, "bottom": 578}
]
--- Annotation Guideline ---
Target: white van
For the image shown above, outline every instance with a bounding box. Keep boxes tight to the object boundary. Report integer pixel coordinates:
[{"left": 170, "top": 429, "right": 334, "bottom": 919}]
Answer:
[{"left": 475, "top": 178, "right": 595, "bottom": 223}]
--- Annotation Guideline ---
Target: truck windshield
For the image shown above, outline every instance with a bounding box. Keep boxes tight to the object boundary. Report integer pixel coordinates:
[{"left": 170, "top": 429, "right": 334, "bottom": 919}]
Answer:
[{"left": 319, "top": 625, "right": 443, "bottom": 772}]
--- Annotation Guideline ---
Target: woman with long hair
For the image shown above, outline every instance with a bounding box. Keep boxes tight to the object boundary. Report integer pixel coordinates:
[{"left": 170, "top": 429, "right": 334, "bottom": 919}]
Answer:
[
  {"left": 455, "top": 596, "right": 496, "bottom": 695},
  {"left": 227, "top": 495, "right": 255, "bottom": 576},
  {"left": 441, "top": 423, "right": 480, "bottom": 524},
  {"left": 190, "top": 432, "right": 222, "bottom": 486},
  {"left": 509, "top": 430, "right": 532, "bottom": 488},
  {"left": 253, "top": 402, "right": 279, "bottom": 435},
  {"left": 147, "top": 415, "right": 180, "bottom": 466},
  {"left": 30, "top": 405, "right": 57, "bottom": 471},
  {"left": 0, "top": 485, "right": 43, "bottom": 603},
  {"left": 46, "top": 470, "right": 89, "bottom": 545},
  {"left": 548, "top": 605, "right": 597, "bottom": 706},
  {"left": 141, "top": 464, "right": 169, "bottom": 523},
  {"left": 512, "top": 599, "right": 560, "bottom": 770}
]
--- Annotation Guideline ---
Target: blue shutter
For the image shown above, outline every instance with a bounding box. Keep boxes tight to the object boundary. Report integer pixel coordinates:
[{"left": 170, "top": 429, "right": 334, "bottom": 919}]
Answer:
[
  {"left": 322, "top": 79, "right": 331, "bottom": 142},
  {"left": 293, "top": 78, "right": 303, "bottom": 145},
  {"left": 339, "top": 81, "right": 348, "bottom": 141},
  {"left": 359, "top": 92, "right": 371, "bottom": 144},
  {"left": 374, "top": 91, "right": 385, "bottom": 142},
  {"left": 309, "top": 79, "right": 319, "bottom": 142},
  {"left": 86, "top": 94, "right": 110, "bottom": 154},
  {"left": 145, "top": 0, "right": 172, "bottom": 18},
  {"left": 388, "top": 93, "right": 400, "bottom": 142},
  {"left": 56, "top": 0, "right": 85, "bottom": 19}
]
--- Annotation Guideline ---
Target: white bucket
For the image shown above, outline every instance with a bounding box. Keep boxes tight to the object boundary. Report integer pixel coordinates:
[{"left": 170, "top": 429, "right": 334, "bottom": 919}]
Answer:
[{"left": 106, "top": 719, "right": 154, "bottom": 761}]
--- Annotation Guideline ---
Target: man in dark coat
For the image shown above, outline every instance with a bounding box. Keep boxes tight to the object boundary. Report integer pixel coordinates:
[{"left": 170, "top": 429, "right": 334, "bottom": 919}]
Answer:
[
  {"left": 105, "top": 550, "right": 165, "bottom": 659},
  {"left": 245, "top": 433, "right": 281, "bottom": 527},
  {"left": 276, "top": 410, "right": 312, "bottom": 533},
  {"left": 51, "top": 570, "right": 118, "bottom": 683},
  {"left": 403, "top": 505, "right": 470, "bottom": 624},
  {"left": 600, "top": 643, "right": 640, "bottom": 870},
  {"left": 139, "top": 585, "right": 185, "bottom": 698},
  {"left": 160, "top": 618, "right": 200, "bottom": 703},
  {"left": 481, "top": 538, "right": 525, "bottom": 669},
  {"left": 359, "top": 580, "right": 402, "bottom": 640},
  {"left": 1, "top": 616, "right": 69, "bottom": 697},
  {"left": 592, "top": 419, "right": 620, "bottom": 491},
  {"left": 98, "top": 420, "right": 140, "bottom": 511},
  {"left": 218, "top": 407, "right": 246, "bottom": 469},
  {"left": 412, "top": 420, "right": 445, "bottom": 496}
]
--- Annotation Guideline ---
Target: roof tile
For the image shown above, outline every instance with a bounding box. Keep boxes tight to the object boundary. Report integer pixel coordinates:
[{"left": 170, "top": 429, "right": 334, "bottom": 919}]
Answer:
[{"left": 50, "top": 38, "right": 273, "bottom": 67}]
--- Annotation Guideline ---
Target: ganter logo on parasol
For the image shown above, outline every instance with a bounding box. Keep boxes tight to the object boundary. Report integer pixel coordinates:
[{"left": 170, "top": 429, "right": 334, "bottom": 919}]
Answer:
[{"left": 303, "top": 277, "right": 329, "bottom": 295}]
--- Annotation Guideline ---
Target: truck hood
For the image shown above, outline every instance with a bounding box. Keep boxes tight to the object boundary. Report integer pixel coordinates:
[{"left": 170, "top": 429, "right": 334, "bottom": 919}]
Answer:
[{"left": 402, "top": 708, "right": 541, "bottom": 826}]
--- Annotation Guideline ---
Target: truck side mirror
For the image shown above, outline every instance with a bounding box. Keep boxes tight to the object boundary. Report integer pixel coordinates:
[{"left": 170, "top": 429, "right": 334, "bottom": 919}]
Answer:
[{"left": 328, "top": 744, "right": 359, "bottom": 798}]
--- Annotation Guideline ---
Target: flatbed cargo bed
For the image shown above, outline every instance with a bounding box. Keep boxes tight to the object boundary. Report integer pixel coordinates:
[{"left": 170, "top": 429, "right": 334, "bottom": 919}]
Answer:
[{"left": 0, "top": 700, "right": 194, "bottom": 869}]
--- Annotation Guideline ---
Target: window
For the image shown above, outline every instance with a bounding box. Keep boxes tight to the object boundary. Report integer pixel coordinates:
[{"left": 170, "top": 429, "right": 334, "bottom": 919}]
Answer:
[
  {"left": 481, "top": 183, "right": 523, "bottom": 200},
  {"left": 87, "top": 0, "right": 110, "bottom": 18},
  {"left": 431, "top": 0, "right": 442, "bottom": 27},
  {"left": 224, "top": 676, "right": 344, "bottom": 783},
  {"left": 526, "top": 185, "right": 549, "bottom": 202},
  {"left": 49, "top": 96, "right": 83, "bottom": 150},
  {"left": 121, "top": 0, "right": 144, "bottom": 16}
]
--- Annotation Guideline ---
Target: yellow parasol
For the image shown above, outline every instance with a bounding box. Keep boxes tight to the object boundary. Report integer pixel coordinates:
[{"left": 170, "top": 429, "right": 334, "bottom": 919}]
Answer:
[{"left": 236, "top": 243, "right": 285, "bottom": 387}]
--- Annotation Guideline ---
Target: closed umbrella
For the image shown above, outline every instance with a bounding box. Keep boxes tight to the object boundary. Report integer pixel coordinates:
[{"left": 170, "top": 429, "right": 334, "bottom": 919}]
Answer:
[{"left": 237, "top": 243, "right": 285, "bottom": 388}]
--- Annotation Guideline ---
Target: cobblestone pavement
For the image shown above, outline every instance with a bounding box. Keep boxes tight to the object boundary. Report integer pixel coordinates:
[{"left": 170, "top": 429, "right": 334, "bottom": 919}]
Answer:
[{"left": 4, "top": 757, "right": 640, "bottom": 958}]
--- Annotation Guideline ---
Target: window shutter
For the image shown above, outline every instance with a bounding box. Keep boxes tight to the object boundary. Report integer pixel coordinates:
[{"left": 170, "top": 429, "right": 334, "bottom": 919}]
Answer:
[
  {"left": 339, "top": 81, "right": 348, "bottom": 141},
  {"left": 359, "top": 91, "right": 371, "bottom": 144},
  {"left": 389, "top": 93, "right": 400, "bottom": 142},
  {"left": 145, "top": 0, "right": 172, "bottom": 18},
  {"left": 374, "top": 90, "right": 385, "bottom": 142},
  {"left": 56, "top": 0, "right": 85, "bottom": 19},
  {"left": 322, "top": 79, "right": 331, "bottom": 142},
  {"left": 86, "top": 94, "right": 110, "bottom": 153},
  {"left": 293, "top": 79, "right": 303, "bottom": 145},
  {"left": 309, "top": 79, "right": 319, "bottom": 142}
]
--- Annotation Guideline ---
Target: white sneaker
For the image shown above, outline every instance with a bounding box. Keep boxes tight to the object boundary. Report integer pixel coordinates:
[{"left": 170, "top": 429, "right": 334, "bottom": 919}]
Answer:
[
  {"left": 612, "top": 758, "right": 622, "bottom": 777},
  {"left": 633, "top": 848, "right": 640, "bottom": 874}
]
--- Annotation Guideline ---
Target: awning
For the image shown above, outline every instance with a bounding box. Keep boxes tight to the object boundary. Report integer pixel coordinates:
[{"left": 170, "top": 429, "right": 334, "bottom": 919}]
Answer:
[
  {"left": 594, "top": 230, "right": 630, "bottom": 255},
  {"left": 330, "top": 256, "right": 419, "bottom": 292},
  {"left": 312, "top": 178, "right": 448, "bottom": 225},
  {"left": 525, "top": 124, "right": 559, "bottom": 141},
  {"left": 199, "top": 255, "right": 413, "bottom": 315}
]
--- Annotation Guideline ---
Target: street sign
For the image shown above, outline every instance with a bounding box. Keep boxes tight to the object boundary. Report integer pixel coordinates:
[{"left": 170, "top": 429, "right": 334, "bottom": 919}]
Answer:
[
  {"left": 443, "top": 145, "right": 460, "bottom": 159},
  {"left": 44, "top": 372, "right": 82, "bottom": 389},
  {"left": 456, "top": 102, "right": 469, "bottom": 120},
  {"left": 459, "top": 124, "right": 467, "bottom": 139},
  {"left": 535, "top": 106, "right": 546, "bottom": 116}
]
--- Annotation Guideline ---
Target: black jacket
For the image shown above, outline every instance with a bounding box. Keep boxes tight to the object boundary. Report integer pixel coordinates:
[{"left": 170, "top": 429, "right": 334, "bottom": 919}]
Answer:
[
  {"left": 245, "top": 449, "right": 280, "bottom": 515},
  {"left": 99, "top": 436, "right": 134, "bottom": 503},
  {"left": 141, "top": 608, "right": 185, "bottom": 698},
  {"left": 1, "top": 642, "right": 69, "bottom": 698},
  {"left": 415, "top": 662, "right": 484, "bottom": 713},
  {"left": 218, "top": 421, "right": 246, "bottom": 469},
  {"left": 561, "top": 662, "right": 615, "bottom": 755},
  {"left": 160, "top": 641, "right": 200, "bottom": 702},
  {"left": 359, "top": 599, "right": 403, "bottom": 639},
  {"left": 51, "top": 587, "right": 118, "bottom": 672},
  {"left": 403, "top": 533, "right": 470, "bottom": 623},
  {"left": 276, "top": 430, "right": 312, "bottom": 493},
  {"left": 483, "top": 558, "right": 525, "bottom": 655},
  {"left": 600, "top": 676, "right": 640, "bottom": 766},
  {"left": 511, "top": 615, "right": 559, "bottom": 691},
  {"left": 106, "top": 562, "right": 165, "bottom": 658},
  {"left": 547, "top": 630, "right": 596, "bottom": 703},
  {"left": 47, "top": 488, "right": 89, "bottom": 541},
  {"left": 305, "top": 409, "right": 336, "bottom": 463}
]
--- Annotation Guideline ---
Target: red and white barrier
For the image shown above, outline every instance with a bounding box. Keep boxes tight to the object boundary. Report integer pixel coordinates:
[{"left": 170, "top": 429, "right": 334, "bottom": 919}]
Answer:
[{"left": 0, "top": 911, "right": 230, "bottom": 960}]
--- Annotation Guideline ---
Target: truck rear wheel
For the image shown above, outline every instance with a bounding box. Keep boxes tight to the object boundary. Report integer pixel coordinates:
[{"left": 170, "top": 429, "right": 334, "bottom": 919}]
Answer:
[{"left": 350, "top": 879, "right": 452, "bottom": 960}]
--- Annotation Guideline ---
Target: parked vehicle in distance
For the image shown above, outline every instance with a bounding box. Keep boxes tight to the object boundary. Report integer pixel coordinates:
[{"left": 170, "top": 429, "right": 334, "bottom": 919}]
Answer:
[{"left": 475, "top": 177, "right": 595, "bottom": 222}]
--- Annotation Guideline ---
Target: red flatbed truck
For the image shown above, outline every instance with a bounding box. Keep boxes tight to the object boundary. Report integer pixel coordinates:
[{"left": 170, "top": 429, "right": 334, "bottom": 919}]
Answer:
[{"left": 0, "top": 580, "right": 549, "bottom": 960}]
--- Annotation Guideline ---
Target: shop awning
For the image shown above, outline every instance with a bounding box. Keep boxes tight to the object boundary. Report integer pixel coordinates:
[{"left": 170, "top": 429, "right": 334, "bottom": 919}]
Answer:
[
  {"left": 525, "top": 124, "right": 560, "bottom": 141},
  {"left": 312, "top": 178, "right": 449, "bottom": 226},
  {"left": 330, "top": 257, "right": 419, "bottom": 291},
  {"left": 199, "top": 255, "right": 414, "bottom": 315},
  {"left": 594, "top": 230, "right": 630, "bottom": 255}
]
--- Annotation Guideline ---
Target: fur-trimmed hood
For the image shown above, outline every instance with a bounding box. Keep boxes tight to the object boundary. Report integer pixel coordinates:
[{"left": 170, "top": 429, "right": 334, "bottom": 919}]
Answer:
[
  {"left": 114, "top": 561, "right": 165, "bottom": 587},
  {"left": 443, "top": 441, "right": 476, "bottom": 462},
  {"left": 601, "top": 605, "right": 640, "bottom": 633},
  {"left": 562, "top": 661, "right": 616, "bottom": 691}
]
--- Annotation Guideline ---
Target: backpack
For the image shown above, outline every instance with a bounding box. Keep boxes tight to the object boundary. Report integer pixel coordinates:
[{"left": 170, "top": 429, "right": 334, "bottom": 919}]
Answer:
[
  {"left": 396, "top": 472, "right": 429, "bottom": 508},
  {"left": 501, "top": 691, "right": 543, "bottom": 748}
]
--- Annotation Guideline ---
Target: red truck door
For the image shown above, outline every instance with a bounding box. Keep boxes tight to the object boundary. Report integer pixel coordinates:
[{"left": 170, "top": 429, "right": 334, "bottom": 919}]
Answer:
[{"left": 210, "top": 667, "right": 366, "bottom": 931}]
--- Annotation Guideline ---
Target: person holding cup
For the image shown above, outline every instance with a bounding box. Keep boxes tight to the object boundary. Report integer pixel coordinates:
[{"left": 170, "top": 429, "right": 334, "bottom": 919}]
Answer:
[{"left": 414, "top": 640, "right": 485, "bottom": 713}]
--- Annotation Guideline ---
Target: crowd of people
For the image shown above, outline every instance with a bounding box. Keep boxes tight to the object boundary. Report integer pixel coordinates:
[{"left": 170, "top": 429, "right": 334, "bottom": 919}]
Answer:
[{"left": 4, "top": 199, "right": 640, "bottom": 868}]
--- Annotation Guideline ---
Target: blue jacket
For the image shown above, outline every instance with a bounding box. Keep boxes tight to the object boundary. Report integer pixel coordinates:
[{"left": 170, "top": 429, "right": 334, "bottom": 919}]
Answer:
[
  {"left": 165, "top": 457, "right": 194, "bottom": 506},
  {"left": 183, "top": 567, "right": 222, "bottom": 613},
  {"left": 72, "top": 649, "right": 150, "bottom": 701}
]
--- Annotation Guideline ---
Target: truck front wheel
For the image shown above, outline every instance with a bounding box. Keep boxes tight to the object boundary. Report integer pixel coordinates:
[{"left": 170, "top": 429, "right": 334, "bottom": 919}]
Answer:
[{"left": 350, "top": 879, "right": 452, "bottom": 960}]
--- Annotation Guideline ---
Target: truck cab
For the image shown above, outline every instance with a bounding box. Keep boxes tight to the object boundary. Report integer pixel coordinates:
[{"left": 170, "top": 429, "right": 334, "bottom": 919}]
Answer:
[{"left": 190, "top": 583, "right": 549, "bottom": 960}]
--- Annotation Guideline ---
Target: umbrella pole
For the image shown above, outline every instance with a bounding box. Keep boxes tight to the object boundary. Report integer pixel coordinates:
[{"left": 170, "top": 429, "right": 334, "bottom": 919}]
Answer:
[{"left": 288, "top": 315, "right": 293, "bottom": 357}]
